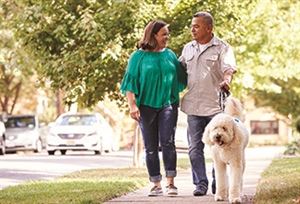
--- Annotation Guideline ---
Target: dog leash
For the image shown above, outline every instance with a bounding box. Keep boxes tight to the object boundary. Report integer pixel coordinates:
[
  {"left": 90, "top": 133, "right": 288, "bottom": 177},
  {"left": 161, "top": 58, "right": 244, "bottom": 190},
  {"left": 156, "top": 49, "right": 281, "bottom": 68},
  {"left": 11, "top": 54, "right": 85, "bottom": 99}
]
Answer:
[
  {"left": 210, "top": 88, "right": 231, "bottom": 195},
  {"left": 219, "top": 88, "right": 230, "bottom": 112}
]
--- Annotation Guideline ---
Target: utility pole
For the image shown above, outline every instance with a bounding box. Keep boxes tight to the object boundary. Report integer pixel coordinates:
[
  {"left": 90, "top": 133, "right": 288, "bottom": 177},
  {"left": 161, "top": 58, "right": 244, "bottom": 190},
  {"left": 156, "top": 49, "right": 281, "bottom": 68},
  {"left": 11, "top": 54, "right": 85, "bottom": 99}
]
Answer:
[{"left": 133, "top": 123, "right": 144, "bottom": 167}]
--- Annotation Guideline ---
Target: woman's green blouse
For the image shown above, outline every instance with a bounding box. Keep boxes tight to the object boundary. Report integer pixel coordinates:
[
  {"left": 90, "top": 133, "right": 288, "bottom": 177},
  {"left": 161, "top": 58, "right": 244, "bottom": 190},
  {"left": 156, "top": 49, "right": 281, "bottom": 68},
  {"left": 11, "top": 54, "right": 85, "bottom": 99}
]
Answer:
[{"left": 120, "top": 48, "right": 187, "bottom": 108}]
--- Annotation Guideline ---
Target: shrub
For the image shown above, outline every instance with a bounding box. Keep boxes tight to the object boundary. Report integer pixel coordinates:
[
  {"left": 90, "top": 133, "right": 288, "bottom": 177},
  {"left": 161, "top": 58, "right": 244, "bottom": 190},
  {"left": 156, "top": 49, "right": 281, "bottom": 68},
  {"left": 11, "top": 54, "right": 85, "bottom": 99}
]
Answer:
[{"left": 284, "top": 139, "right": 300, "bottom": 155}]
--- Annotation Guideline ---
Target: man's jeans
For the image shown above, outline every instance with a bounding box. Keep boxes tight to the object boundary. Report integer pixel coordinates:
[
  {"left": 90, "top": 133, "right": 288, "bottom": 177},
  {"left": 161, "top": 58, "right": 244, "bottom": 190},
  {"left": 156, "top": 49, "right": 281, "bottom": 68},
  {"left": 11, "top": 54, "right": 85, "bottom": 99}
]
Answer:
[
  {"left": 187, "top": 115, "right": 214, "bottom": 189},
  {"left": 139, "top": 104, "right": 178, "bottom": 182}
]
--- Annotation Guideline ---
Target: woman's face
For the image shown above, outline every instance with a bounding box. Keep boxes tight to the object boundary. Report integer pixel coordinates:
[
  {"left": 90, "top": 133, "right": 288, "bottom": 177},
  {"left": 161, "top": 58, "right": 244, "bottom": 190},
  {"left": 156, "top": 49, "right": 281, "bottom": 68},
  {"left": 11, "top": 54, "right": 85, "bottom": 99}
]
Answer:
[{"left": 154, "top": 26, "right": 169, "bottom": 50}]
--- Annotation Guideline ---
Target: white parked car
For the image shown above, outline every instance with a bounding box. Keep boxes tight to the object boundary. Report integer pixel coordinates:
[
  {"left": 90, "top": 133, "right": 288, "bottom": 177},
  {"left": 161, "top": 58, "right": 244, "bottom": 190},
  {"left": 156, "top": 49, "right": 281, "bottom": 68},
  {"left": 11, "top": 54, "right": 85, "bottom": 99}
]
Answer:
[
  {"left": 4, "top": 115, "right": 43, "bottom": 153},
  {"left": 0, "top": 121, "right": 6, "bottom": 155},
  {"left": 46, "top": 112, "right": 114, "bottom": 155},
  {"left": 175, "top": 112, "right": 188, "bottom": 151}
]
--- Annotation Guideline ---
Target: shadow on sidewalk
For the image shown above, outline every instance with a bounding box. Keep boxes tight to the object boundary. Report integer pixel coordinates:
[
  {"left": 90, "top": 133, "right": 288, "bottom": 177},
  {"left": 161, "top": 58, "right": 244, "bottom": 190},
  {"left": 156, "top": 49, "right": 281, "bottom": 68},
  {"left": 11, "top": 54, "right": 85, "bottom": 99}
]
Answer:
[{"left": 105, "top": 146, "right": 284, "bottom": 204}]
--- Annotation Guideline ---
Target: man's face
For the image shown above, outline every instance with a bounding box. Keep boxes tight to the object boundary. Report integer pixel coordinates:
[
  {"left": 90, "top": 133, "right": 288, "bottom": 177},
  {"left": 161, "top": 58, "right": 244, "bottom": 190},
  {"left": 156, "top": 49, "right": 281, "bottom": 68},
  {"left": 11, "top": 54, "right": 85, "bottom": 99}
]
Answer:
[{"left": 191, "top": 17, "right": 212, "bottom": 43}]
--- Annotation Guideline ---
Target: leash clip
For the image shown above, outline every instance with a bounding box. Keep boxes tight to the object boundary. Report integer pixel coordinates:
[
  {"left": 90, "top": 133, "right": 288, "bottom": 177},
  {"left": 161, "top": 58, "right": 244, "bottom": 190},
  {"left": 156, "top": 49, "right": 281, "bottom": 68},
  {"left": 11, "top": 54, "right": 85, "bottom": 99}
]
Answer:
[{"left": 219, "top": 89, "right": 230, "bottom": 112}]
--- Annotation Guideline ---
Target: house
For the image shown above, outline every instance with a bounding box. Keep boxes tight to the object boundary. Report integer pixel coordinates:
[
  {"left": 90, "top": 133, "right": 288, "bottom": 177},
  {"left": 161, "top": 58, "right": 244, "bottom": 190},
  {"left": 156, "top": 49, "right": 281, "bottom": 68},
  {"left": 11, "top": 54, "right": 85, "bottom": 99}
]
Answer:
[{"left": 244, "top": 98, "right": 291, "bottom": 145}]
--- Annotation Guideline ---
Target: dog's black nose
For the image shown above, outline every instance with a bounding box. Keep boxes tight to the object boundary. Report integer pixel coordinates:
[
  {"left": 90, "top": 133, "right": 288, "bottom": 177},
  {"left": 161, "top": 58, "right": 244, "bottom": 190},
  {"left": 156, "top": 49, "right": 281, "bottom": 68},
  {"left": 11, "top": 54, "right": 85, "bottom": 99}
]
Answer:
[{"left": 215, "top": 134, "right": 221, "bottom": 140}]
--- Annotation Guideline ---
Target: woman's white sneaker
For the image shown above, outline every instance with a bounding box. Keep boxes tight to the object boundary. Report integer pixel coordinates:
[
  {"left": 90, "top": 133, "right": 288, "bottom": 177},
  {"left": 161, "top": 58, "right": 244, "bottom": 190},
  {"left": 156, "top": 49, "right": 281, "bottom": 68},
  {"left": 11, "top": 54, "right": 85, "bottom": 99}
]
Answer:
[
  {"left": 166, "top": 184, "right": 178, "bottom": 196},
  {"left": 148, "top": 186, "right": 163, "bottom": 196}
]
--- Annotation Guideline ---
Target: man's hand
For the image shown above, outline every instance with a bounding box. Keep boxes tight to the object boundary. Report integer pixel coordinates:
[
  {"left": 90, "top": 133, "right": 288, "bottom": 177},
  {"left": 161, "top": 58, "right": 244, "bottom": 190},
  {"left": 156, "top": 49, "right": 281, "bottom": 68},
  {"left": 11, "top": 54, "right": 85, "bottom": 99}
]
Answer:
[
  {"left": 220, "top": 68, "right": 235, "bottom": 91},
  {"left": 219, "top": 79, "right": 230, "bottom": 91}
]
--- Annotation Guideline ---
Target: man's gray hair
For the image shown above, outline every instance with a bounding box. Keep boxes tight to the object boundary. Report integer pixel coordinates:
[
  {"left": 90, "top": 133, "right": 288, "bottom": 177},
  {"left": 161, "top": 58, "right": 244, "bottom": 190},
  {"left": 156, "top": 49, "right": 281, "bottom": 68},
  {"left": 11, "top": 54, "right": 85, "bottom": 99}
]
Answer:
[{"left": 193, "top": 11, "right": 214, "bottom": 28}]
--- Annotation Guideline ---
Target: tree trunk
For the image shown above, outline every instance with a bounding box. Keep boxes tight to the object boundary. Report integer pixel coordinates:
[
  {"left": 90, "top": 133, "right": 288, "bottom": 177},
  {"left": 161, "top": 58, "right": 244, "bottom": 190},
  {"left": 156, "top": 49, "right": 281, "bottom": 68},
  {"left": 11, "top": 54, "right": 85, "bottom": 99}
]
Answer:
[
  {"left": 9, "top": 81, "right": 22, "bottom": 114},
  {"left": 56, "top": 89, "right": 64, "bottom": 116}
]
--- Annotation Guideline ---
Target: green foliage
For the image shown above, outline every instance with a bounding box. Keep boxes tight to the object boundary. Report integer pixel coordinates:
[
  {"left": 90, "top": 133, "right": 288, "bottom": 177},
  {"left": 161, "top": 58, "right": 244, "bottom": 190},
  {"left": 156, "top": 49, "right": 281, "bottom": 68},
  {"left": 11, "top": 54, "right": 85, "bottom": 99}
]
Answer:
[
  {"left": 254, "top": 77, "right": 300, "bottom": 119},
  {"left": 0, "top": 0, "right": 37, "bottom": 114},
  {"left": 7, "top": 0, "right": 300, "bottom": 127},
  {"left": 284, "top": 139, "right": 300, "bottom": 155},
  {"left": 14, "top": 0, "right": 256, "bottom": 108},
  {"left": 241, "top": 0, "right": 300, "bottom": 120},
  {"left": 167, "top": 0, "right": 257, "bottom": 99},
  {"left": 296, "top": 117, "right": 300, "bottom": 133},
  {"left": 16, "top": 0, "right": 147, "bottom": 107},
  {"left": 284, "top": 117, "right": 300, "bottom": 155}
]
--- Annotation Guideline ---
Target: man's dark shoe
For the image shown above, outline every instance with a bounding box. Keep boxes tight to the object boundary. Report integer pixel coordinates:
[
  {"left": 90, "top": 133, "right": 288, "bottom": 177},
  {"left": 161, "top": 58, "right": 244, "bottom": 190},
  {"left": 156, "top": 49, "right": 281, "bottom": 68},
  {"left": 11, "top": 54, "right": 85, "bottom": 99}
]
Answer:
[
  {"left": 211, "top": 178, "right": 216, "bottom": 194},
  {"left": 193, "top": 186, "right": 207, "bottom": 196},
  {"left": 212, "top": 168, "right": 216, "bottom": 194}
]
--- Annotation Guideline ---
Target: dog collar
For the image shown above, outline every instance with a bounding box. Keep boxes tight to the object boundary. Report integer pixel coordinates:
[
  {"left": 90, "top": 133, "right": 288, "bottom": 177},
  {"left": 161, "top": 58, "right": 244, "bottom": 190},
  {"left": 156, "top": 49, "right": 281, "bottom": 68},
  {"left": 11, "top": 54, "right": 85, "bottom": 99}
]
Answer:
[{"left": 234, "top": 118, "right": 240, "bottom": 123}]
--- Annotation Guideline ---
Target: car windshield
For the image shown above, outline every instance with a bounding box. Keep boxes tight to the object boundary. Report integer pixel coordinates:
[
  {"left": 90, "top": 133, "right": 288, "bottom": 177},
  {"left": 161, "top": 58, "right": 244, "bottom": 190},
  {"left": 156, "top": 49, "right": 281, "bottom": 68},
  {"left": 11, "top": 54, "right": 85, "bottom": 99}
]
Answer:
[
  {"left": 5, "top": 116, "right": 36, "bottom": 128},
  {"left": 58, "top": 115, "right": 97, "bottom": 126}
]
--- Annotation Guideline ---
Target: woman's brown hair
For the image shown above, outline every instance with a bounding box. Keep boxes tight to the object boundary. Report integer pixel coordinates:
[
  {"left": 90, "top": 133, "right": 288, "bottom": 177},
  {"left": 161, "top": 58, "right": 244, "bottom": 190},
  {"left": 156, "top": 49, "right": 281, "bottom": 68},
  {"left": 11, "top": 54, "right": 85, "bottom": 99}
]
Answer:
[{"left": 137, "top": 20, "right": 168, "bottom": 51}]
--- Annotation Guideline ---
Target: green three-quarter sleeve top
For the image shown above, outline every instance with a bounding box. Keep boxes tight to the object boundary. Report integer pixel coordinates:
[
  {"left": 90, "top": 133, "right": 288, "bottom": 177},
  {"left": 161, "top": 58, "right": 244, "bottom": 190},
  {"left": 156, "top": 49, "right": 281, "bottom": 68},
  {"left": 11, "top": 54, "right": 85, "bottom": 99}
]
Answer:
[{"left": 120, "top": 48, "right": 187, "bottom": 108}]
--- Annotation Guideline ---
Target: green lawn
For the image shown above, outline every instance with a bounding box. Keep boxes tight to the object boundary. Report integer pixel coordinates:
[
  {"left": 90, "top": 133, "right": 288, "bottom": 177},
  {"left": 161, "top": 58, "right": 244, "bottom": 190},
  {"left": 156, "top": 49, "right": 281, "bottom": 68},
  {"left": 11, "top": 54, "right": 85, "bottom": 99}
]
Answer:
[
  {"left": 254, "top": 156, "right": 300, "bottom": 204},
  {"left": 0, "top": 168, "right": 148, "bottom": 204},
  {"left": 0, "top": 158, "right": 191, "bottom": 204}
]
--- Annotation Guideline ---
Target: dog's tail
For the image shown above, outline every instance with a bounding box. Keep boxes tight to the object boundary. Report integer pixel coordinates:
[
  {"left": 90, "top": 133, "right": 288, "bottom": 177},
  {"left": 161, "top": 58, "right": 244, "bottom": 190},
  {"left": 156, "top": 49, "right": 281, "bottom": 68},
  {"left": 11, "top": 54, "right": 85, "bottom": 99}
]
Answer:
[{"left": 224, "top": 96, "right": 245, "bottom": 122}]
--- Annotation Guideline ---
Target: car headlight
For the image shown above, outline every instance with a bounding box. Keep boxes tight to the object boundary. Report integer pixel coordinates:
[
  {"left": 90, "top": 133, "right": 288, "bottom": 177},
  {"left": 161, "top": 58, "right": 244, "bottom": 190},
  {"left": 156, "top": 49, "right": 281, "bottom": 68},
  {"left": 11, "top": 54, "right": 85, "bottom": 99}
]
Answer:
[
  {"left": 8, "top": 135, "right": 17, "bottom": 140},
  {"left": 48, "top": 132, "right": 57, "bottom": 137}
]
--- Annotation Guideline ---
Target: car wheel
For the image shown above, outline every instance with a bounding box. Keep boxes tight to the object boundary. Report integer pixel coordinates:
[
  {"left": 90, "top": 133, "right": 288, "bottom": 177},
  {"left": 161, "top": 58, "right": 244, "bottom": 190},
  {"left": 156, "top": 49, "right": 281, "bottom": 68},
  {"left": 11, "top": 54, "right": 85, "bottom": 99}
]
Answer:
[
  {"left": 95, "top": 141, "right": 103, "bottom": 155},
  {"left": 48, "top": 150, "right": 55, "bottom": 155},
  {"left": 34, "top": 139, "right": 43, "bottom": 153},
  {"left": 0, "top": 138, "right": 5, "bottom": 155},
  {"left": 60, "top": 150, "right": 67, "bottom": 155}
]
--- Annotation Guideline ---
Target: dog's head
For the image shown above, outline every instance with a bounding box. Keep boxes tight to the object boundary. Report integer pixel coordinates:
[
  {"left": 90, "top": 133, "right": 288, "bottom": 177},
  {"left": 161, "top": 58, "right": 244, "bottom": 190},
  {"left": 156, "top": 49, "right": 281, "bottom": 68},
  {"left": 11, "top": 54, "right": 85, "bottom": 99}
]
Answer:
[{"left": 203, "top": 114, "right": 236, "bottom": 147}]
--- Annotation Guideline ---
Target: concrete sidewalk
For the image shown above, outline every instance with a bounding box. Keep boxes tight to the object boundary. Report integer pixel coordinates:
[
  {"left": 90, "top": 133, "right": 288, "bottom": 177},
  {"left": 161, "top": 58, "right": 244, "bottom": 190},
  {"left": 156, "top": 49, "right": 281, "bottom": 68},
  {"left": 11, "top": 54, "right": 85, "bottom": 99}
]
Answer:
[{"left": 105, "top": 146, "right": 284, "bottom": 204}]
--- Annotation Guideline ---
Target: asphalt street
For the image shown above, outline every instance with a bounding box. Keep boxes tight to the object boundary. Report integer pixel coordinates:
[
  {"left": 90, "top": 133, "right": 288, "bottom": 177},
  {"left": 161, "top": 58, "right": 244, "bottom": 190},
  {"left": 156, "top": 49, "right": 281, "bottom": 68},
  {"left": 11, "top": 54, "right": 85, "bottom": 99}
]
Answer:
[{"left": 0, "top": 150, "right": 134, "bottom": 189}]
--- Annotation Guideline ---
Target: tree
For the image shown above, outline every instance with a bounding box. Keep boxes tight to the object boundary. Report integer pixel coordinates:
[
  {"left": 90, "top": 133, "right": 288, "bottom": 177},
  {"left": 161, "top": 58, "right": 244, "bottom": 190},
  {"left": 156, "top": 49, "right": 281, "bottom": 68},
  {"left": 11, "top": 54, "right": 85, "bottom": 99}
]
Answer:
[
  {"left": 12, "top": 0, "right": 300, "bottom": 129},
  {"left": 237, "top": 0, "right": 300, "bottom": 125},
  {"left": 0, "top": 0, "right": 36, "bottom": 114},
  {"left": 14, "top": 0, "right": 254, "bottom": 106},
  {"left": 169, "top": 0, "right": 300, "bottom": 128},
  {"left": 15, "top": 0, "right": 155, "bottom": 108},
  {"left": 166, "top": 0, "right": 257, "bottom": 97},
  {"left": 296, "top": 117, "right": 300, "bottom": 133}
]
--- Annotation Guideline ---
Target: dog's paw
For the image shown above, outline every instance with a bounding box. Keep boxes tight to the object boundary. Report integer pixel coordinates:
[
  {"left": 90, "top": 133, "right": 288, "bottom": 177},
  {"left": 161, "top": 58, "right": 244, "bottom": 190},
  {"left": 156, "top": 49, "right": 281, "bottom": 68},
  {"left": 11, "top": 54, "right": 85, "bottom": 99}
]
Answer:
[
  {"left": 214, "top": 195, "right": 226, "bottom": 202},
  {"left": 229, "top": 197, "right": 242, "bottom": 204}
]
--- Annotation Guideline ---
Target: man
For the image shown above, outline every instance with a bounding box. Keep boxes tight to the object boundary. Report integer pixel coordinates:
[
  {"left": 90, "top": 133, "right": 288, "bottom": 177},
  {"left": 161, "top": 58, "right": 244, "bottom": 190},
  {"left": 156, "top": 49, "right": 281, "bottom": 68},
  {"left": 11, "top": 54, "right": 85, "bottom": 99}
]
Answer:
[{"left": 179, "top": 11, "right": 236, "bottom": 196}]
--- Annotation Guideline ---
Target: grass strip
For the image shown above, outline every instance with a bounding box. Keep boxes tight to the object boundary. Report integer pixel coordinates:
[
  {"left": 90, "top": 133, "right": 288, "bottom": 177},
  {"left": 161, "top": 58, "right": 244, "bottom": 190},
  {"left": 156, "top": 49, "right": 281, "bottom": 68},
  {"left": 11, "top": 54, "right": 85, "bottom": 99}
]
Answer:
[
  {"left": 0, "top": 157, "right": 200, "bottom": 203},
  {"left": 0, "top": 167, "right": 148, "bottom": 204},
  {"left": 254, "top": 157, "right": 300, "bottom": 204}
]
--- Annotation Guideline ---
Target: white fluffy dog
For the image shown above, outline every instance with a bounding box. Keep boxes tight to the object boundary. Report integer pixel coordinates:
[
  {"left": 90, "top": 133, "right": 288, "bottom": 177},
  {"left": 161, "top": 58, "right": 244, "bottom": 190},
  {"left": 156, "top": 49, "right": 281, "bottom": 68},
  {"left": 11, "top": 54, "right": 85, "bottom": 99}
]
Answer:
[{"left": 203, "top": 96, "right": 249, "bottom": 203}]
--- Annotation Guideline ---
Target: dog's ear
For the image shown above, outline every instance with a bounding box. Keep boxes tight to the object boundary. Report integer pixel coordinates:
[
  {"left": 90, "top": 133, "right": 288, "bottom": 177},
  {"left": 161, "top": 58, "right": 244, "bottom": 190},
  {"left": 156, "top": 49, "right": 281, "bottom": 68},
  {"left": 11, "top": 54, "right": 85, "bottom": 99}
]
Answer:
[
  {"left": 232, "top": 120, "right": 249, "bottom": 147},
  {"left": 203, "top": 124, "right": 213, "bottom": 146},
  {"left": 232, "top": 120, "right": 242, "bottom": 144}
]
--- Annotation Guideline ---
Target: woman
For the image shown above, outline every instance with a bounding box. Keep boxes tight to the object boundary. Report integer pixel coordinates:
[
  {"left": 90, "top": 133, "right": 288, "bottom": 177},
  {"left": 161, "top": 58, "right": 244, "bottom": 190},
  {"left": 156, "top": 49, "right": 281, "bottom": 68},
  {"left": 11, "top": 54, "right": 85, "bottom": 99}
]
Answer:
[{"left": 120, "top": 20, "right": 186, "bottom": 196}]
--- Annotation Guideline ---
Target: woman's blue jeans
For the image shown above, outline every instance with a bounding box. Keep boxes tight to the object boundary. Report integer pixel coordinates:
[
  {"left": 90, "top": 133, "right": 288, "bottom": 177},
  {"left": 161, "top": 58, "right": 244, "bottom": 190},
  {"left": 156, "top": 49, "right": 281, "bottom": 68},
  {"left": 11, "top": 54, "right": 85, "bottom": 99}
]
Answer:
[{"left": 139, "top": 104, "right": 178, "bottom": 182}]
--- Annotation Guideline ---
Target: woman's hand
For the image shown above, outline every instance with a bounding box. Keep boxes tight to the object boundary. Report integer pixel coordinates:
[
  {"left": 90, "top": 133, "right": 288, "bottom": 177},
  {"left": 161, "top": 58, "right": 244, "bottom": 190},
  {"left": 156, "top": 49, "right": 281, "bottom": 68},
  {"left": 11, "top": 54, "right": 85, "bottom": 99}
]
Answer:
[
  {"left": 129, "top": 105, "right": 140, "bottom": 122},
  {"left": 126, "top": 91, "right": 140, "bottom": 121}
]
